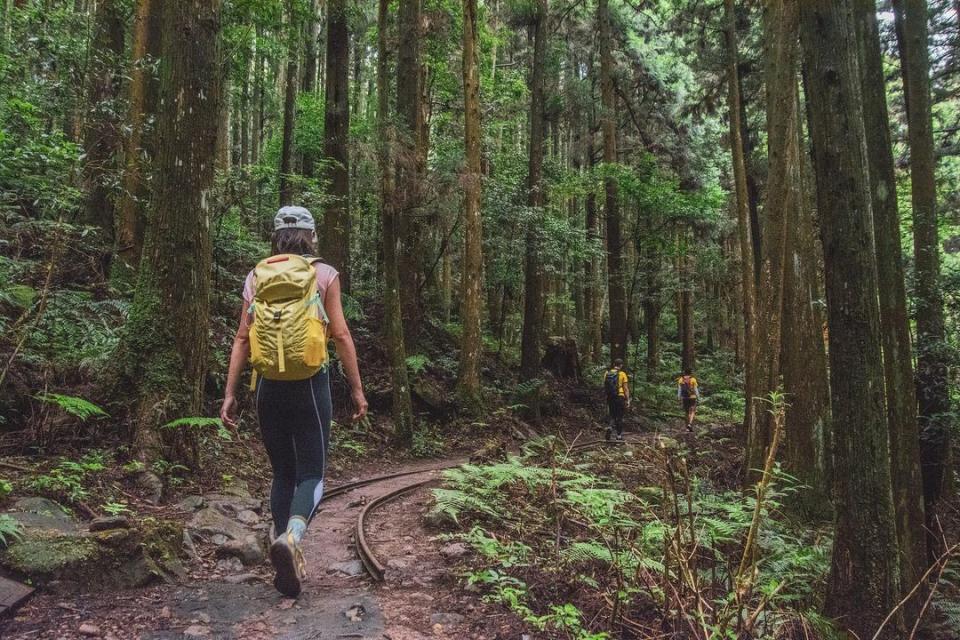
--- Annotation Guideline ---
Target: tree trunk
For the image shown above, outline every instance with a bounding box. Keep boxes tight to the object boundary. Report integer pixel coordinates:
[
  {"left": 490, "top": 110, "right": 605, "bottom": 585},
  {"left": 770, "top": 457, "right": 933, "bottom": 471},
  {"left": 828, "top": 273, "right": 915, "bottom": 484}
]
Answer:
[
  {"left": 678, "top": 232, "right": 695, "bottom": 372},
  {"left": 856, "top": 0, "right": 926, "bottom": 615},
  {"left": 116, "top": 0, "right": 161, "bottom": 271},
  {"left": 119, "top": 0, "right": 222, "bottom": 466},
  {"left": 599, "top": 0, "right": 626, "bottom": 363},
  {"left": 724, "top": 0, "right": 756, "bottom": 443},
  {"left": 251, "top": 26, "right": 263, "bottom": 167},
  {"left": 300, "top": 0, "right": 319, "bottom": 179},
  {"left": 798, "top": 2, "right": 901, "bottom": 636},
  {"left": 82, "top": 0, "right": 124, "bottom": 260},
  {"left": 322, "top": 0, "right": 351, "bottom": 289},
  {"left": 747, "top": 0, "right": 796, "bottom": 480},
  {"left": 456, "top": 0, "right": 484, "bottom": 406},
  {"left": 378, "top": 0, "right": 415, "bottom": 444},
  {"left": 782, "top": 79, "right": 832, "bottom": 516},
  {"left": 396, "top": 0, "right": 423, "bottom": 345},
  {"left": 893, "top": 0, "right": 952, "bottom": 534},
  {"left": 279, "top": 2, "right": 299, "bottom": 207},
  {"left": 519, "top": 0, "right": 548, "bottom": 380}
]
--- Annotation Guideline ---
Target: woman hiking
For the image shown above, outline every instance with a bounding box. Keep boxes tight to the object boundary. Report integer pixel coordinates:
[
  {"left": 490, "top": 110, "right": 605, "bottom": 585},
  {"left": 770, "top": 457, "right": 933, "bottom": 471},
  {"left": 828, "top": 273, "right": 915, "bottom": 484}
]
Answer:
[{"left": 220, "top": 205, "right": 368, "bottom": 598}]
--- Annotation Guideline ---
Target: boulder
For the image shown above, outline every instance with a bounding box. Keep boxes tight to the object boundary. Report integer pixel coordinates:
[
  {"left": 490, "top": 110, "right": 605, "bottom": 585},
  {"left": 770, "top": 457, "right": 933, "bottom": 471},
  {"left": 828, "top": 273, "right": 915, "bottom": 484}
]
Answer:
[
  {"left": 0, "top": 519, "right": 184, "bottom": 592},
  {"left": 188, "top": 507, "right": 250, "bottom": 542},
  {"left": 89, "top": 516, "right": 132, "bottom": 532},
  {"left": 214, "top": 535, "right": 264, "bottom": 566},
  {"left": 6, "top": 497, "right": 78, "bottom": 534}
]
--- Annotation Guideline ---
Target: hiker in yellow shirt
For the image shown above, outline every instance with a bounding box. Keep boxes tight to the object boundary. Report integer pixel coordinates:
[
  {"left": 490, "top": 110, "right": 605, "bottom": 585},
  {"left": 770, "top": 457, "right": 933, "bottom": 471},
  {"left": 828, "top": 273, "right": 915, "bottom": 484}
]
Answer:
[
  {"left": 677, "top": 368, "right": 700, "bottom": 431},
  {"left": 603, "top": 359, "right": 630, "bottom": 441}
]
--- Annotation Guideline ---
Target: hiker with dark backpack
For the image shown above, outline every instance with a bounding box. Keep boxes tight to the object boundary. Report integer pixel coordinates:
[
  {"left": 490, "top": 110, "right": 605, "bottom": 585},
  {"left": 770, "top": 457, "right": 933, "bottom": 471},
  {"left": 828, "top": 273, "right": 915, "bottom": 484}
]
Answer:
[
  {"left": 220, "top": 206, "right": 368, "bottom": 598},
  {"left": 603, "top": 358, "right": 630, "bottom": 441},
  {"left": 677, "top": 368, "right": 700, "bottom": 432}
]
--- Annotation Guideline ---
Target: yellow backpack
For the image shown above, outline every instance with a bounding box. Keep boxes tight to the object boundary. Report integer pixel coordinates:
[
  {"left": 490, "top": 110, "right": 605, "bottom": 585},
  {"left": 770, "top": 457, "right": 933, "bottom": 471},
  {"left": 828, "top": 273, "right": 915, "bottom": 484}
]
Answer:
[{"left": 248, "top": 254, "right": 328, "bottom": 386}]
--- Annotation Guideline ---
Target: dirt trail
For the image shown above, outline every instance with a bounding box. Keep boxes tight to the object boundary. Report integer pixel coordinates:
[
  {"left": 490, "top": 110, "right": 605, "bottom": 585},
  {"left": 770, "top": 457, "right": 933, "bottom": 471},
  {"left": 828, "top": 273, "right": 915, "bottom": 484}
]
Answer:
[{"left": 0, "top": 459, "right": 495, "bottom": 640}]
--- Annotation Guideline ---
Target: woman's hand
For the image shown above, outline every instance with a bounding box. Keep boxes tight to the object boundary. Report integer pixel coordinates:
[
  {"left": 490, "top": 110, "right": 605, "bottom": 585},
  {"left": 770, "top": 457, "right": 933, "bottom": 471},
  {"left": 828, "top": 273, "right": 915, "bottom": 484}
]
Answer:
[
  {"left": 220, "top": 395, "right": 239, "bottom": 432},
  {"left": 351, "top": 387, "right": 369, "bottom": 421}
]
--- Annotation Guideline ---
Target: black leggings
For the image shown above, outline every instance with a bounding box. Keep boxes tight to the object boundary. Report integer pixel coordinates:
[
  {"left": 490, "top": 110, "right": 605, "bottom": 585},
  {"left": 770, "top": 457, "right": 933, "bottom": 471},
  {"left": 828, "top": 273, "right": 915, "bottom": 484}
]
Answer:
[{"left": 255, "top": 370, "right": 332, "bottom": 534}]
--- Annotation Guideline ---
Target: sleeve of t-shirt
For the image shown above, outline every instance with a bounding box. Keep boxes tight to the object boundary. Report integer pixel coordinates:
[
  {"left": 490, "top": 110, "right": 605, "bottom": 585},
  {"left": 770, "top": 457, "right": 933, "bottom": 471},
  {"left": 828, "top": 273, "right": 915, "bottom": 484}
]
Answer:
[
  {"left": 241, "top": 270, "right": 255, "bottom": 328},
  {"left": 619, "top": 371, "right": 629, "bottom": 394}
]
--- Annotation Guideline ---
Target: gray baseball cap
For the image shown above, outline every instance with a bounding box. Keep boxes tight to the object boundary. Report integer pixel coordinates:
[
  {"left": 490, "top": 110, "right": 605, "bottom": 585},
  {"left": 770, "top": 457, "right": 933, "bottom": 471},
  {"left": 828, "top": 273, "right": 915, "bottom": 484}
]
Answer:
[{"left": 274, "top": 205, "right": 316, "bottom": 231}]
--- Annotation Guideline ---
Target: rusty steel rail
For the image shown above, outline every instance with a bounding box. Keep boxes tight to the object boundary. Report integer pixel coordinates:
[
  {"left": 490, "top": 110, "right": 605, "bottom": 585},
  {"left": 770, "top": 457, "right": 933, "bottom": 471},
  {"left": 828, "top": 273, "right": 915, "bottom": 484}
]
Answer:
[
  {"left": 354, "top": 477, "right": 438, "bottom": 581},
  {"left": 350, "top": 437, "right": 633, "bottom": 582},
  {"left": 325, "top": 465, "right": 458, "bottom": 501}
]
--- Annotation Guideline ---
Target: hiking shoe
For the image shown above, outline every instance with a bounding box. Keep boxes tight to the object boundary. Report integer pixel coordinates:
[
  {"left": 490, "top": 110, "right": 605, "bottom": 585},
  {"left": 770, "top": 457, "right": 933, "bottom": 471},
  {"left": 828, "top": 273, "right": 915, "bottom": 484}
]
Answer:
[
  {"left": 615, "top": 434, "right": 625, "bottom": 442},
  {"left": 686, "top": 422, "right": 693, "bottom": 432},
  {"left": 270, "top": 533, "right": 306, "bottom": 597},
  {"left": 605, "top": 427, "right": 612, "bottom": 442}
]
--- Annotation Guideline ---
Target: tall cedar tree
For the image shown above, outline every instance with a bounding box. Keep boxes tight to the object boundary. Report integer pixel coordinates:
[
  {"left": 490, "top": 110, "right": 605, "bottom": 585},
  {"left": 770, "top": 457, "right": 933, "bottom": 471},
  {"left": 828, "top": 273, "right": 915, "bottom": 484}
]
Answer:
[
  {"left": 397, "top": 0, "right": 424, "bottom": 345},
  {"left": 119, "top": 0, "right": 222, "bottom": 465},
  {"left": 279, "top": 0, "right": 299, "bottom": 206},
  {"left": 782, "top": 86, "right": 831, "bottom": 513},
  {"left": 82, "top": 0, "right": 124, "bottom": 258},
  {"left": 519, "top": 0, "right": 548, "bottom": 380},
  {"left": 892, "top": 0, "right": 953, "bottom": 529},
  {"left": 117, "top": 0, "right": 160, "bottom": 269},
  {"left": 379, "top": 0, "right": 415, "bottom": 442},
  {"left": 323, "top": 0, "right": 351, "bottom": 289},
  {"left": 747, "top": 0, "right": 794, "bottom": 480},
  {"left": 798, "top": 2, "right": 901, "bottom": 636},
  {"left": 600, "top": 0, "right": 626, "bottom": 363},
  {"left": 723, "top": 0, "right": 756, "bottom": 439},
  {"left": 856, "top": 0, "right": 927, "bottom": 614},
  {"left": 456, "top": 0, "right": 484, "bottom": 404}
]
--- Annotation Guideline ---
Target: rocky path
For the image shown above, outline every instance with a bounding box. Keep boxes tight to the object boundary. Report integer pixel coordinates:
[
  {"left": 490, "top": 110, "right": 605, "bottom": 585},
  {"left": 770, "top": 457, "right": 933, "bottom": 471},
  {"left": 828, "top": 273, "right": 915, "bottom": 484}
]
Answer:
[{"left": 0, "top": 458, "right": 512, "bottom": 640}]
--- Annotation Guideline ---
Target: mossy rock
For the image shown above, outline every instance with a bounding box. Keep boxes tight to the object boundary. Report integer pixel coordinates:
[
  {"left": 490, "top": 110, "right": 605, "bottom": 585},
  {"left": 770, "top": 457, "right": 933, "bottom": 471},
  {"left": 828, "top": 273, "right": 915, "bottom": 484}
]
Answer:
[
  {"left": 2, "top": 532, "right": 99, "bottom": 576},
  {"left": 0, "top": 519, "right": 185, "bottom": 592}
]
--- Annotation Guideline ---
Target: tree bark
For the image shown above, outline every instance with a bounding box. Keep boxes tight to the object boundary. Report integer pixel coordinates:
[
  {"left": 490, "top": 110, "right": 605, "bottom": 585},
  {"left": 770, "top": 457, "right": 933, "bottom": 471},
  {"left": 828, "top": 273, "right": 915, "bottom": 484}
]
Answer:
[
  {"left": 396, "top": 0, "right": 424, "bottom": 345},
  {"left": 82, "top": 0, "right": 124, "bottom": 259},
  {"left": 893, "top": 0, "right": 952, "bottom": 531},
  {"left": 599, "top": 0, "right": 626, "bottom": 363},
  {"left": 724, "top": 0, "right": 756, "bottom": 444},
  {"left": 782, "top": 80, "right": 832, "bottom": 516},
  {"left": 119, "top": 0, "right": 222, "bottom": 466},
  {"left": 456, "top": 0, "right": 484, "bottom": 406},
  {"left": 856, "top": 0, "right": 926, "bottom": 615},
  {"left": 798, "top": 2, "right": 902, "bottom": 636},
  {"left": 378, "top": 0, "right": 415, "bottom": 444},
  {"left": 116, "top": 0, "right": 161, "bottom": 270},
  {"left": 747, "top": 0, "right": 796, "bottom": 480},
  {"left": 322, "top": 0, "right": 351, "bottom": 289},
  {"left": 279, "top": 0, "right": 300, "bottom": 207},
  {"left": 519, "top": 0, "right": 548, "bottom": 380}
]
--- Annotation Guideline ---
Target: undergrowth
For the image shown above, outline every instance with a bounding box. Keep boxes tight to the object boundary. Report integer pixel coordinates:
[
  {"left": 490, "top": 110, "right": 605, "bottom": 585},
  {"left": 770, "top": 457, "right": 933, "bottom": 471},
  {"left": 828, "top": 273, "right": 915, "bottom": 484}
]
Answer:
[{"left": 430, "top": 432, "right": 834, "bottom": 639}]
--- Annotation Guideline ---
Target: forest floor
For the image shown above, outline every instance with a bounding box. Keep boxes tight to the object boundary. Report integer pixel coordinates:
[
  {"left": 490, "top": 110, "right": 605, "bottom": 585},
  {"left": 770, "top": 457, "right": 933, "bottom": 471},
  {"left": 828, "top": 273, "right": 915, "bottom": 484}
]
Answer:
[{"left": 0, "top": 394, "right": 705, "bottom": 640}]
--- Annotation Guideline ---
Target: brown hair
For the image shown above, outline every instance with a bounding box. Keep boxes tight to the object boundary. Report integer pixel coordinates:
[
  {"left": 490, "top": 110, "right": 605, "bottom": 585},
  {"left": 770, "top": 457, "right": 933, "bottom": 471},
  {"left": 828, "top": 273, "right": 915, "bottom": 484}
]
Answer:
[{"left": 271, "top": 228, "right": 317, "bottom": 256}]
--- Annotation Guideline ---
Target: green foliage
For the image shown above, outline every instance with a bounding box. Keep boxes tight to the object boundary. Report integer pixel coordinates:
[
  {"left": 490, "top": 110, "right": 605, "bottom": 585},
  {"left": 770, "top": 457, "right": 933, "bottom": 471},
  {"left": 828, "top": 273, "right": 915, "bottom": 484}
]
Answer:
[
  {"left": 433, "top": 441, "right": 830, "bottom": 638},
  {"left": 405, "top": 354, "right": 432, "bottom": 376},
  {"left": 411, "top": 424, "right": 445, "bottom": 458},
  {"left": 35, "top": 393, "right": 108, "bottom": 422},
  {"left": 101, "top": 501, "right": 132, "bottom": 517},
  {"left": 28, "top": 451, "right": 108, "bottom": 504},
  {"left": 161, "top": 417, "right": 233, "bottom": 442},
  {"left": 0, "top": 478, "right": 12, "bottom": 502},
  {"left": 0, "top": 514, "right": 23, "bottom": 548}
]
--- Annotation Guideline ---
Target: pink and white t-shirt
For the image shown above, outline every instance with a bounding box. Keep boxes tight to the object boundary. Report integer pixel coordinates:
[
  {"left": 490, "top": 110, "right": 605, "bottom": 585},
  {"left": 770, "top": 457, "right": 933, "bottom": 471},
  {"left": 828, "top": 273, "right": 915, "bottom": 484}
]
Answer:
[{"left": 241, "top": 261, "right": 339, "bottom": 327}]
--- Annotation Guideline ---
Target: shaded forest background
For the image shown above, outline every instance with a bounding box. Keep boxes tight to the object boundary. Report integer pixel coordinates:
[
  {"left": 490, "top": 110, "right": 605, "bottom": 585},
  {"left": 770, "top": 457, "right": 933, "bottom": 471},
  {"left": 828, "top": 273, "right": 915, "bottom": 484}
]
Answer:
[{"left": 1, "top": 0, "right": 960, "bottom": 637}]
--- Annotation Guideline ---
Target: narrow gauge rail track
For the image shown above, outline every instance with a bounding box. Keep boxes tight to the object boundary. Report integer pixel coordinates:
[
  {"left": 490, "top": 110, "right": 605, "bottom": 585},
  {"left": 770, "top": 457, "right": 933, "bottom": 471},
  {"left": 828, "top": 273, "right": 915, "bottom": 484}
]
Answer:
[{"left": 349, "top": 437, "right": 633, "bottom": 582}]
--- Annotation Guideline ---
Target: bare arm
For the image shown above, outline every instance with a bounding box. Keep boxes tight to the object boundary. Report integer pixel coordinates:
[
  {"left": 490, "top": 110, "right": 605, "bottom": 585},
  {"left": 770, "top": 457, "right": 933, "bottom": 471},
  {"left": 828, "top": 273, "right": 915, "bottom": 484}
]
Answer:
[
  {"left": 324, "top": 277, "right": 368, "bottom": 420},
  {"left": 220, "top": 305, "right": 251, "bottom": 429}
]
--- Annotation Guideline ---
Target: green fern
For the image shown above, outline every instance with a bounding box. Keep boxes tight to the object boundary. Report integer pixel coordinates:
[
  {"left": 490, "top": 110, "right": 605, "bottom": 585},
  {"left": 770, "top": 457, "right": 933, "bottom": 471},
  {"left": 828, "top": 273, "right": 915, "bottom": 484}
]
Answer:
[
  {"left": 161, "top": 417, "right": 232, "bottom": 441},
  {"left": 0, "top": 515, "right": 22, "bottom": 548},
  {"left": 35, "top": 393, "right": 108, "bottom": 421}
]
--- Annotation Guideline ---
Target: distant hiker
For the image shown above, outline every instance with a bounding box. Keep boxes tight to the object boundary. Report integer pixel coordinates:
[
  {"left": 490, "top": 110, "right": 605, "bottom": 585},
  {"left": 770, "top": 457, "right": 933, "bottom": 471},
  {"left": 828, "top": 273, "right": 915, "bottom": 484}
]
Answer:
[
  {"left": 677, "top": 368, "right": 700, "bottom": 432},
  {"left": 220, "top": 206, "right": 368, "bottom": 598},
  {"left": 604, "top": 359, "right": 630, "bottom": 442}
]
